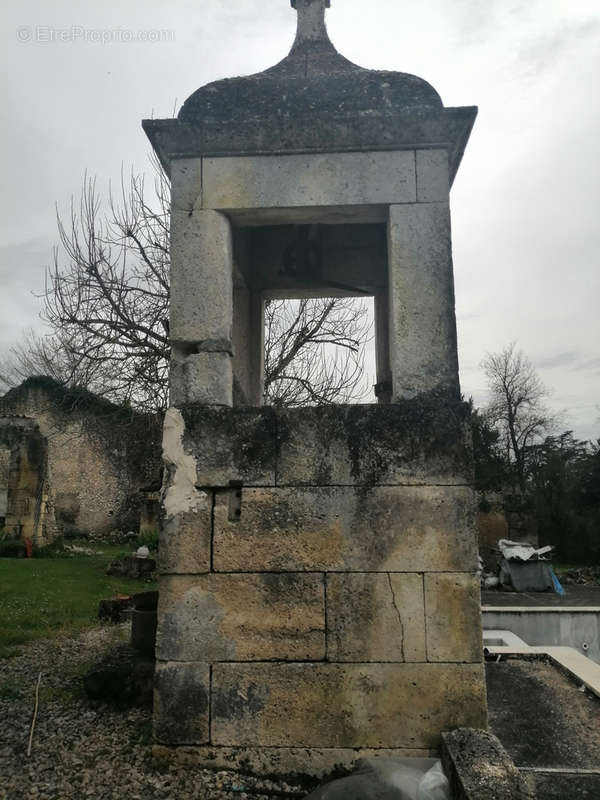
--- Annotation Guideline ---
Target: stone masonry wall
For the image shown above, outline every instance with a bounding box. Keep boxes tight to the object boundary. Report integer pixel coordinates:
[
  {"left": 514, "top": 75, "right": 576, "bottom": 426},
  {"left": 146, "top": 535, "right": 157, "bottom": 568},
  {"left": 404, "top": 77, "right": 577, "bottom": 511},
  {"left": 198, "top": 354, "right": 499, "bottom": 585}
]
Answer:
[
  {"left": 0, "top": 417, "right": 53, "bottom": 544},
  {"left": 154, "top": 398, "right": 487, "bottom": 776},
  {"left": 0, "top": 378, "right": 162, "bottom": 539}
]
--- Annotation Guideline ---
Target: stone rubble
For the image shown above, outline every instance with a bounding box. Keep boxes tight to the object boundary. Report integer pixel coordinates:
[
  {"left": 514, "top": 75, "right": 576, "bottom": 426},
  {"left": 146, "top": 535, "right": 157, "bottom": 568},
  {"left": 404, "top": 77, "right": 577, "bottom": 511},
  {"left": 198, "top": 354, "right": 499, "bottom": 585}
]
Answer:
[{"left": 0, "top": 627, "right": 308, "bottom": 800}]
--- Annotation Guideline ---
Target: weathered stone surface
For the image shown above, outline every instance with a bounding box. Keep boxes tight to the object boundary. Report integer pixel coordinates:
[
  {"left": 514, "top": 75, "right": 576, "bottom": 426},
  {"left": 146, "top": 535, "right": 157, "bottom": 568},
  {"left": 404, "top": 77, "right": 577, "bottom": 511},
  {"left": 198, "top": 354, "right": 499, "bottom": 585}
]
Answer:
[
  {"left": 178, "top": 400, "right": 473, "bottom": 487},
  {"left": 213, "top": 486, "right": 478, "bottom": 573},
  {"left": 276, "top": 401, "right": 473, "bottom": 486},
  {"left": 416, "top": 149, "right": 449, "bottom": 203},
  {"left": 327, "top": 573, "right": 425, "bottom": 662},
  {"left": 154, "top": 661, "right": 210, "bottom": 745},
  {"left": 156, "top": 574, "right": 325, "bottom": 661},
  {"left": 180, "top": 406, "right": 278, "bottom": 486},
  {"left": 170, "top": 158, "right": 203, "bottom": 209},
  {"left": 211, "top": 662, "right": 487, "bottom": 748},
  {"left": 170, "top": 208, "right": 232, "bottom": 345},
  {"left": 170, "top": 351, "right": 233, "bottom": 406},
  {"left": 441, "top": 728, "right": 531, "bottom": 800},
  {"left": 145, "top": 108, "right": 477, "bottom": 188},
  {"left": 158, "top": 508, "right": 212, "bottom": 574},
  {"left": 232, "top": 286, "right": 263, "bottom": 406},
  {"left": 202, "top": 151, "right": 416, "bottom": 211},
  {"left": 425, "top": 573, "right": 483, "bottom": 663},
  {"left": 0, "top": 377, "right": 162, "bottom": 541},
  {"left": 152, "top": 744, "right": 438, "bottom": 779},
  {"left": 388, "top": 203, "right": 459, "bottom": 400}
]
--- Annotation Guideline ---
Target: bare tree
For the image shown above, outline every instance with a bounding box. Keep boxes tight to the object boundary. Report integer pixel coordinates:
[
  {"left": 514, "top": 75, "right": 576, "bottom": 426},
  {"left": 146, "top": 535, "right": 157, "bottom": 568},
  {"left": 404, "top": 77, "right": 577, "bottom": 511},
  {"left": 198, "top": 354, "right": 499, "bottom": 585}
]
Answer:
[
  {"left": 0, "top": 328, "right": 101, "bottom": 393},
  {"left": 2, "top": 158, "right": 372, "bottom": 410},
  {"left": 481, "top": 343, "right": 554, "bottom": 491},
  {"left": 264, "top": 297, "right": 371, "bottom": 406}
]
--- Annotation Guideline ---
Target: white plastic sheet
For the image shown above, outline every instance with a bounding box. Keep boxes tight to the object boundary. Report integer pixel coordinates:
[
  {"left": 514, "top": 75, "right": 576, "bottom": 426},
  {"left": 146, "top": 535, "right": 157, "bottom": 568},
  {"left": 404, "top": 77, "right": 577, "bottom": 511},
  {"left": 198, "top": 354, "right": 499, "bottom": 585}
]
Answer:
[
  {"left": 497, "top": 539, "right": 553, "bottom": 562},
  {"left": 303, "top": 757, "right": 450, "bottom": 799}
]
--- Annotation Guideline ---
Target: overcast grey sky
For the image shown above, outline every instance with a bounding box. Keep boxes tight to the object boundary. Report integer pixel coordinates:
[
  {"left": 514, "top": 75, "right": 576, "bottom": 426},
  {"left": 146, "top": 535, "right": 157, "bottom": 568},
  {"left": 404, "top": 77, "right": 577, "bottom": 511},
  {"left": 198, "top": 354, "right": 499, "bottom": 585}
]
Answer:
[{"left": 1, "top": 0, "right": 599, "bottom": 439}]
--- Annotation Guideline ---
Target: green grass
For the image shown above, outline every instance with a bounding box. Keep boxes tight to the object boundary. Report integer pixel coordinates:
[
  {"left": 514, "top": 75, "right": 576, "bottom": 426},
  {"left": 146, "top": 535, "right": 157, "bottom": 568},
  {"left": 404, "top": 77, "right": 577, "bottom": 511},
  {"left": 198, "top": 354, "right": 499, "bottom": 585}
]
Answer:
[{"left": 0, "top": 554, "right": 156, "bottom": 657}]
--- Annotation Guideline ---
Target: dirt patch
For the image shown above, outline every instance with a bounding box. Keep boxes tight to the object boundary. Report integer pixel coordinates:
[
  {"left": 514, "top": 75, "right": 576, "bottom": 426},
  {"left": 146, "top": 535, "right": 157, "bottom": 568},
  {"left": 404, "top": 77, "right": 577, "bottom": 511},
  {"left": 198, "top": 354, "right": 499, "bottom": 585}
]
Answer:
[{"left": 486, "top": 657, "right": 600, "bottom": 769}]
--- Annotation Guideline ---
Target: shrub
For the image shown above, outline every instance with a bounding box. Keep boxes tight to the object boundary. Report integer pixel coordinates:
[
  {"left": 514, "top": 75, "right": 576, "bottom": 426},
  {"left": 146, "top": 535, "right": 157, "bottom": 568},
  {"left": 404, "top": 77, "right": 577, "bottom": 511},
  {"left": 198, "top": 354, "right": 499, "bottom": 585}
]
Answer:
[
  {"left": 137, "top": 529, "right": 159, "bottom": 552},
  {"left": 34, "top": 537, "right": 68, "bottom": 559},
  {"left": 0, "top": 539, "right": 27, "bottom": 558}
]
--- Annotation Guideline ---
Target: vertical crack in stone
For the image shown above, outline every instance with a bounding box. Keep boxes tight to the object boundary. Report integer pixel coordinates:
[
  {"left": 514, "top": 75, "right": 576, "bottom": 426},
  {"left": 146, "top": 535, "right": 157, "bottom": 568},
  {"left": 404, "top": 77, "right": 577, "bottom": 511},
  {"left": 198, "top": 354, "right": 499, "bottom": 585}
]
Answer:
[{"left": 387, "top": 572, "right": 405, "bottom": 662}]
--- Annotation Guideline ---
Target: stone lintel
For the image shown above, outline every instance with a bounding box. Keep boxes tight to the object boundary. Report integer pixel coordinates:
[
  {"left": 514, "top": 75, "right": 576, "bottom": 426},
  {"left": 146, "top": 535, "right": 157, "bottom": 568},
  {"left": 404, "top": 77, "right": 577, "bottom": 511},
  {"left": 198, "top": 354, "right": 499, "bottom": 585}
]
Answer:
[
  {"left": 416, "top": 148, "right": 450, "bottom": 202},
  {"left": 201, "top": 150, "right": 416, "bottom": 211}
]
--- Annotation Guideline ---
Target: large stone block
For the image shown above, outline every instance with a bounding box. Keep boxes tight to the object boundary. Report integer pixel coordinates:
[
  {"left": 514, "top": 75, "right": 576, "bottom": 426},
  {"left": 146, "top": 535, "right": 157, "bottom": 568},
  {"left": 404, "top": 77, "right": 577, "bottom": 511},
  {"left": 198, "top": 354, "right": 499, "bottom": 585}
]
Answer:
[
  {"left": 158, "top": 508, "right": 212, "bottom": 575},
  {"left": 156, "top": 574, "right": 325, "bottom": 661},
  {"left": 213, "top": 486, "right": 478, "bottom": 573},
  {"left": 416, "top": 149, "right": 449, "bottom": 202},
  {"left": 276, "top": 402, "right": 473, "bottom": 486},
  {"left": 177, "top": 401, "right": 473, "bottom": 487},
  {"left": 388, "top": 203, "right": 459, "bottom": 399},
  {"left": 211, "top": 662, "right": 487, "bottom": 748},
  {"left": 441, "top": 728, "right": 530, "bottom": 800},
  {"left": 424, "top": 573, "right": 483, "bottom": 662},
  {"left": 154, "top": 661, "right": 210, "bottom": 745},
  {"left": 170, "top": 351, "right": 233, "bottom": 407},
  {"left": 170, "top": 208, "right": 233, "bottom": 345},
  {"left": 327, "top": 573, "right": 426, "bottom": 662},
  {"left": 202, "top": 151, "right": 416, "bottom": 210},
  {"left": 170, "top": 158, "right": 203, "bottom": 209},
  {"left": 180, "top": 406, "right": 278, "bottom": 486}
]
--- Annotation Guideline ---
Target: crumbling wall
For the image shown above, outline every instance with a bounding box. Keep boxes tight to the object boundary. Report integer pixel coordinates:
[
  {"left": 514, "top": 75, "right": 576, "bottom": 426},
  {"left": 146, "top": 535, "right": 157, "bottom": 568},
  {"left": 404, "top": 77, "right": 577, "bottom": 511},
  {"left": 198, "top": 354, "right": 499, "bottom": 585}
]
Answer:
[
  {"left": 153, "top": 398, "right": 487, "bottom": 775},
  {"left": 0, "top": 417, "right": 52, "bottom": 544},
  {"left": 0, "top": 378, "right": 162, "bottom": 538}
]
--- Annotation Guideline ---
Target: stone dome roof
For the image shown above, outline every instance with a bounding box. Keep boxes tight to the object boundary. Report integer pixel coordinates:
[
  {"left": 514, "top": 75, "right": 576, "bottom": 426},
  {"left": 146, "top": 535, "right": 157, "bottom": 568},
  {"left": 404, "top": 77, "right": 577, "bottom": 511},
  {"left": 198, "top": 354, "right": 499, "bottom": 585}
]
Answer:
[{"left": 179, "top": 0, "right": 442, "bottom": 126}]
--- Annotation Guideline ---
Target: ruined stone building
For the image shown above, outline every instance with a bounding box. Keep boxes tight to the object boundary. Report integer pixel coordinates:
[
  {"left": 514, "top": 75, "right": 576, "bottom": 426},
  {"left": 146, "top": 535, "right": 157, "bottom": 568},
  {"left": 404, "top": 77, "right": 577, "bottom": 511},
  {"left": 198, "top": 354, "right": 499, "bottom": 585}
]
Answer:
[
  {"left": 144, "top": 0, "right": 487, "bottom": 775},
  {"left": 0, "top": 377, "right": 162, "bottom": 544}
]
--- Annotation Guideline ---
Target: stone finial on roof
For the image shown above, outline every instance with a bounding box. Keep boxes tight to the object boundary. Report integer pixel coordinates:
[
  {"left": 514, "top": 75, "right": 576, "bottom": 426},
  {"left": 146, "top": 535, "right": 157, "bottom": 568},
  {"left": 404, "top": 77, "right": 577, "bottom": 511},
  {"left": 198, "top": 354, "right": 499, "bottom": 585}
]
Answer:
[{"left": 291, "top": 0, "right": 331, "bottom": 43}]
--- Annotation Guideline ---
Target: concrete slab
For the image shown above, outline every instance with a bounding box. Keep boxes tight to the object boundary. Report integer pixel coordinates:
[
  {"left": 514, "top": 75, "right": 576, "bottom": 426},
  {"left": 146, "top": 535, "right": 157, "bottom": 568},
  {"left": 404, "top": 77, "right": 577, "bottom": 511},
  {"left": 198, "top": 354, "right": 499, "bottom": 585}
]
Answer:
[
  {"left": 482, "top": 586, "right": 600, "bottom": 607},
  {"left": 521, "top": 768, "right": 600, "bottom": 800},
  {"left": 485, "top": 645, "right": 600, "bottom": 698}
]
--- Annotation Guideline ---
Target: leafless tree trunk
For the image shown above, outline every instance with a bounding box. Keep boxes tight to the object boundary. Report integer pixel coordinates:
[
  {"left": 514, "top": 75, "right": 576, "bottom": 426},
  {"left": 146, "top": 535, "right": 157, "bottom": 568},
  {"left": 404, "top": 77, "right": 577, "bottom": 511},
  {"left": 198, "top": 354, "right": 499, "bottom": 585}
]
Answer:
[{"left": 2, "top": 157, "right": 372, "bottom": 410}]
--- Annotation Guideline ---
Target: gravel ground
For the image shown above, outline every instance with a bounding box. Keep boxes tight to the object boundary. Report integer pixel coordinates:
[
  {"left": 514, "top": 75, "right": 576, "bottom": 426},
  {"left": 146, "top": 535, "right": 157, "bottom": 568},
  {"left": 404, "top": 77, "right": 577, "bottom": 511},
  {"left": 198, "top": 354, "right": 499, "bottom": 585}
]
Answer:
[{"left": 0, "top": 626, "right": 307, "bottom": 800}]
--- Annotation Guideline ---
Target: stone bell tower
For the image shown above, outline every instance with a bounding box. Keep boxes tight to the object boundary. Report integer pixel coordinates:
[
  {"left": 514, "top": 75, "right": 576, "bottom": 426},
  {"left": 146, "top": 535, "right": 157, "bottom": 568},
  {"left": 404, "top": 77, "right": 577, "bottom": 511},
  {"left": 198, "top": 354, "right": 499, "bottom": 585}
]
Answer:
[{"left": 144, "top": 0, "right": 487, "bottom": 776}]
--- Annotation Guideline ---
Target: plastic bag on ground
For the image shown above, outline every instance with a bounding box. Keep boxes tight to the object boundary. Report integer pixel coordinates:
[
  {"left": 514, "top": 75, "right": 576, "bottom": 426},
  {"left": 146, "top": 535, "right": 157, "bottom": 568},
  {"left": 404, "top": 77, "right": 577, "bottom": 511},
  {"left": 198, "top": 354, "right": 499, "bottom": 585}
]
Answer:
[
  {"left": 302, "top": 757, "right": 449, "bottom": 800},
  {"left": 417, "top": 761, "right": 450, "bottom": 800}
]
